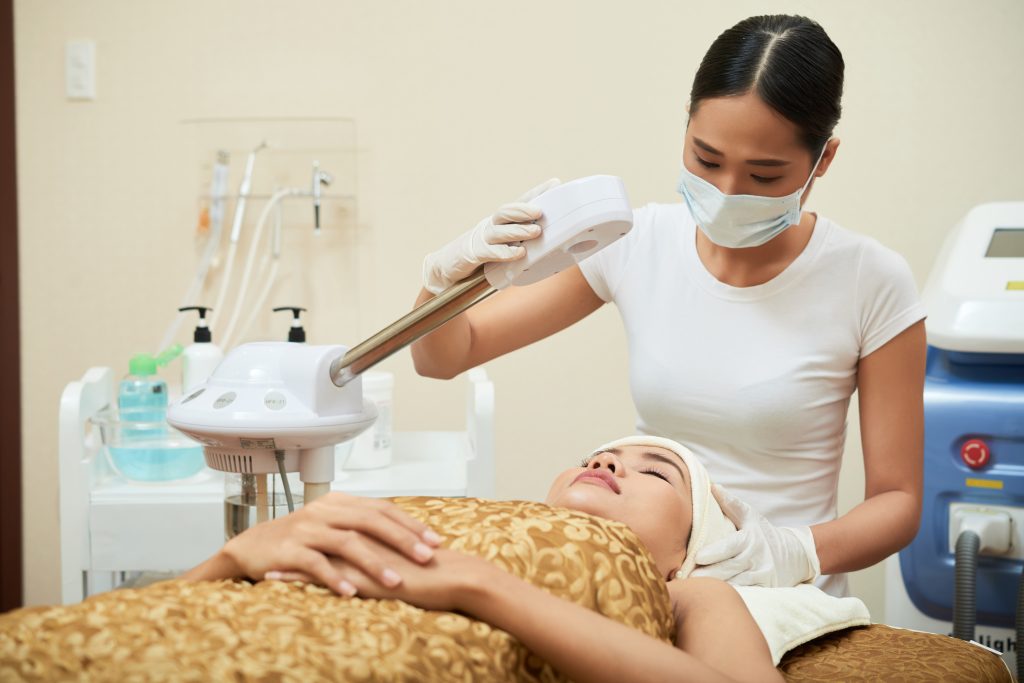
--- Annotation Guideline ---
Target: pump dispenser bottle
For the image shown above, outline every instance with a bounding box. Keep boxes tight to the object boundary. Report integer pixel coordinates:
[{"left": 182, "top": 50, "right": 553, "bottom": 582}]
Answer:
[
  {"left": 179, "top": 306, "right": 224, "bottom": 393},
  {"left": 272, "top": 306, "right": 307, "bottom": 342}
]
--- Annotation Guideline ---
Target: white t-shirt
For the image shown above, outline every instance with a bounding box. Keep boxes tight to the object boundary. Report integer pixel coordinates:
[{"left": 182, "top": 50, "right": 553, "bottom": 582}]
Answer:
[{"left": 578, "top": 203, "right": 926, "bottom": 596}]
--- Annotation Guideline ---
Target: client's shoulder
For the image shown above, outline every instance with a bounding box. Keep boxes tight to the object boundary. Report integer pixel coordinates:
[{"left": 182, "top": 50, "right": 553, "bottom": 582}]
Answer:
[
  {"left": 668, "top": 576, "right": 748, "bottom": 630},
  {"left": 668, "top": 576, "right": 739, "bottom": 608}
]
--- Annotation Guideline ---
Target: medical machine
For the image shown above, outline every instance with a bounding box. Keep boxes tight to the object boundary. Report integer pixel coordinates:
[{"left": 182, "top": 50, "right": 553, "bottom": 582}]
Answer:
[
  {"left": 886, "top": 202, "right": 1024, "bottom": 678},
  {"left": 167, "top": 175, "right": 634, "bottom": 537}
]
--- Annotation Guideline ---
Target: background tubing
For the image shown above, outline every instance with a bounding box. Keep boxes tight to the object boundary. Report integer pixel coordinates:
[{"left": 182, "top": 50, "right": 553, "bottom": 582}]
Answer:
[{"left": 952, "top": 530, "right": 980, "bottom": 642}]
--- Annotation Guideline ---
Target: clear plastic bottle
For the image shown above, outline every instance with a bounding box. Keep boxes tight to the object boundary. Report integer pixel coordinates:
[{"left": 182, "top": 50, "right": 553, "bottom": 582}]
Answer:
[
  {"left": 110, "top": 348, "right": 203, "bottom": 481},
  {"left": 118, "top": 353, "right": 169, "bottom": 428}
]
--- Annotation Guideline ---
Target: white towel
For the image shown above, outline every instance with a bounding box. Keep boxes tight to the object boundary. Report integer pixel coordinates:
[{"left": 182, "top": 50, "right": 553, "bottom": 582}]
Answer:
[
  {"left": 593, "top": 435, "right": 871, "bottom": 664},
  {"left": 734, "top": 585, "right": 870, "bottom": 665}
]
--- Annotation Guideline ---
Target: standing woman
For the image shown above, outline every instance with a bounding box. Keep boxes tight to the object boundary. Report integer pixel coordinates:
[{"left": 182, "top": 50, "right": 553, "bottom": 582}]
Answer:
[{"left": 413, "top": 14, "right": 926, "bottom": 596}]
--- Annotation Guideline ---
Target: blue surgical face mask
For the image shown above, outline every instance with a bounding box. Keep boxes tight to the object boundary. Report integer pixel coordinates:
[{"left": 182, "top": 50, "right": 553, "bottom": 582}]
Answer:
[{"left": 676, "top": 144, "right": 828, "bottom": 249}]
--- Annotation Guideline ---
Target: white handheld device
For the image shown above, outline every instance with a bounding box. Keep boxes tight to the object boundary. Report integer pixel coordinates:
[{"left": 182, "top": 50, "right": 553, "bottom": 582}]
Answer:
[{"left": 484, "top": 175, "right": 632, "bottom": 288}]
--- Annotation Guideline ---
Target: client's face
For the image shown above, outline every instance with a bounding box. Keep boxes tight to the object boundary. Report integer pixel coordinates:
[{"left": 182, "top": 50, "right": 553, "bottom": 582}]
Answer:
[{"left": 544, "top": 445, "right": 693, "bottom": 580}]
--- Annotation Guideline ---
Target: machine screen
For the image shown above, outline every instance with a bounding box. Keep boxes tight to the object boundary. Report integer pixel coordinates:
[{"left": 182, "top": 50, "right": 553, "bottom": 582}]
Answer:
[{"left": 985, "top": 228, "right": 1024, "bottom": 257}]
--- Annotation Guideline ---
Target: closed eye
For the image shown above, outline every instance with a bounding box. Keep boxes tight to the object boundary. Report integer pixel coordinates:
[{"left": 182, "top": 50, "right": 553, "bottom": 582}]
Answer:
[
  {"left": 695, "top": 154, "right": 719, "bottom": 169},
  {"left": 751, "top": 174, "right": 782, "bottom": 184},
  {"left": 639, "top": 467, "right": 670, "bottom": 482}
]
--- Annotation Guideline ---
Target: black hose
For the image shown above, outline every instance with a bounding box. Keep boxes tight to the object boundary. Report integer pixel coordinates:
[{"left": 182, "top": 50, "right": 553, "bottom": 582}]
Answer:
[
  {"left": 953, "top": 530, "right": 980, "bottom": 641},
  {"left": 1016, "top": 566, "right": 1023, "bottom": 680}
]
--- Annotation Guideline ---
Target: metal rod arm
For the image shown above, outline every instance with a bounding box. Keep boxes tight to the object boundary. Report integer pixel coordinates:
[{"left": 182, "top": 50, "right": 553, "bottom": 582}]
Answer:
[{"left": 330, "top": 271, "right": 496, "bottom": 386}]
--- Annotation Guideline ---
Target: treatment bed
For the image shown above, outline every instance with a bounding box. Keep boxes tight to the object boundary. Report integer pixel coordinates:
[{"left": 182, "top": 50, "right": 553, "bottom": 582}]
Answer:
[{"left": 0, "top": 497, "right": 1010, "bottom": 682}]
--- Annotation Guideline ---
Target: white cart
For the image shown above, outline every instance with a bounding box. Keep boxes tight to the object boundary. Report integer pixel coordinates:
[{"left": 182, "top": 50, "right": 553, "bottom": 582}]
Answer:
[{"left": 58, "top": 367, "right": 495, "bottom": 604}]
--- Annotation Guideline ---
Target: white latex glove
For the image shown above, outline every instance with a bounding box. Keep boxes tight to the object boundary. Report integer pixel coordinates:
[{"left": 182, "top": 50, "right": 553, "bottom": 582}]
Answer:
[
  {"left": 422, "top": 178, "right": 561, "bottom": 294},
  {"left": 691, "top": 484, "right": 821, "bottom": 588}
]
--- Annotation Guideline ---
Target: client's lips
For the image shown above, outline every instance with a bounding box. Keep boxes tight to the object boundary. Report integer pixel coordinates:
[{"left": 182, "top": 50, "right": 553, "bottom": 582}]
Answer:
[{"left": 572, "top": 469, "right": 621, "bottom": 494}]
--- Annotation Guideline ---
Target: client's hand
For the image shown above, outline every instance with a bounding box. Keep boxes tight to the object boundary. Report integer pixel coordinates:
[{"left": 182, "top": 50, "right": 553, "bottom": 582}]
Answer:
[
  {"left": 690, "top": 484, "right": 821, "bottom": 588},
  {"left": 221, "top": 492, "right": 443, "bottom": 595},
  {"left": 266, "top": 538, "right": 495, "bottom": 611}
]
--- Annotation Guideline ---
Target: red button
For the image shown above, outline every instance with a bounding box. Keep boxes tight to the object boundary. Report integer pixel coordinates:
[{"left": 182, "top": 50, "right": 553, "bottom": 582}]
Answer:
[{"left": 961, "top": 439, "right": 991, "bottom": 469}]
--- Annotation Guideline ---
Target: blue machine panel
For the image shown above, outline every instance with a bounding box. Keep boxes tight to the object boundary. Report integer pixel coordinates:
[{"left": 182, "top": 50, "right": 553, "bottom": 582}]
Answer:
[{"left": 899, "top": 347, "right": 1024, "bottom": 628}]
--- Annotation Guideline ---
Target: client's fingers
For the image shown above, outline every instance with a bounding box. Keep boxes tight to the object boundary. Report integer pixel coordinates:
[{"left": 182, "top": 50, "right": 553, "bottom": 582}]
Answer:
[
  {"left": 320, "top": 505, "right": 437, "bottom": 565},
  {"left": 281, "top": 547, "right": 353, "bottom": 596},
  {"left": 315, "top": 494, "right": 442, "bottom": 550},
  {"left": 311, "top": 528, "right": 403, "bottom": 589},
  {"left": 265, "top": 569, "right": 359, "bottom": 597},
  {"left": 361, "top": 497, "right": 442, "bottom": 545}
]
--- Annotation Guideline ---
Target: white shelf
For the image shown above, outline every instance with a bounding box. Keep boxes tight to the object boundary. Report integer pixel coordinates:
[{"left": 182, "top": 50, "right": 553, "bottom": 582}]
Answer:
[{"left": 332, "top": 431, "right": 470, "bottom": 497}]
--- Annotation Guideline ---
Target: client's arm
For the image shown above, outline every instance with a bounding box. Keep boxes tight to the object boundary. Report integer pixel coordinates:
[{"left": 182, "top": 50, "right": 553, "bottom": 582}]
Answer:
[
  {"left": 457, "top": 563, "right": 782, "bottom": 683},
  {"left": 281, "top": 540, "right": 781, "bottom": 683},
  {"left": 180, "top": 492, "right": 442, "bottom": 591}
]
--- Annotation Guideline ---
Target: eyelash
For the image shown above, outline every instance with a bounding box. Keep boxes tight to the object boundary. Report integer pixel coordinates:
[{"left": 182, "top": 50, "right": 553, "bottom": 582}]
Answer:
[
  {"left": 694, "top": 154, "right": 781, "bottom": 185},
  {"left": 695, "top": 155, "right": 719, "bottom": 169},
  {"left": 640, "top": 467, "right": 670, "bottom": 482}
]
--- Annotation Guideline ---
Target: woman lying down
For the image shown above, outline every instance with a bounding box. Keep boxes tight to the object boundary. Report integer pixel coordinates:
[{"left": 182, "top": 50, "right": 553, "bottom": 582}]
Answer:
[
  {"left": 0, "top": 437, "right": 869, "bottom": 682},
  {"left": 182, "top": 438, "right": 864, "bottom": 683}
]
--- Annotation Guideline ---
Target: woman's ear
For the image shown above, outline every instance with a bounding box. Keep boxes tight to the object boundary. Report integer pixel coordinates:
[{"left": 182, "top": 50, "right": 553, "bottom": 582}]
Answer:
[{"left": 816, "top": 137, "right": 841, "bottom": 178}]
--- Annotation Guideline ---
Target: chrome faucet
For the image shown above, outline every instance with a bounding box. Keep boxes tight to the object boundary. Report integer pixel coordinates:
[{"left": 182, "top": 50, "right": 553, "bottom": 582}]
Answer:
[{"left": 311, "top": 160, "right": 333, "bottom": 235}]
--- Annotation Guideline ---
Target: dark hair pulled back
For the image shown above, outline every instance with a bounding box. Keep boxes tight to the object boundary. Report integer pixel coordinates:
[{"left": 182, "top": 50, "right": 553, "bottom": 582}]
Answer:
[{"left": 690, "top": 15, "right": 844, "bottom": 157}]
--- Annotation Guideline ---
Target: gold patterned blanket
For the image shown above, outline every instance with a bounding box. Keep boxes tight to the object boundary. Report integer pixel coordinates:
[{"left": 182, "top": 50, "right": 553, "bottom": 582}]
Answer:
[
  {"left": 0, "top": 497, "right": 674, "bottom": 682},
  {"left": 1, "top": 497, "right": 1010, "bottom": 682}
]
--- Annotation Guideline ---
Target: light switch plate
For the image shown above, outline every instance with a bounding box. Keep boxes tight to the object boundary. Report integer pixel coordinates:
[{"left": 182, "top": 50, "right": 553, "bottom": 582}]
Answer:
[{"left": 66, "top": 40, "right": 96, "bottom": 100}]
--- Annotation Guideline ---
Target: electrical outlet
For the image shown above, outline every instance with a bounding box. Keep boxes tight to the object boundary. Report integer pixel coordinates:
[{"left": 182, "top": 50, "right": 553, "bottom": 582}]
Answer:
[{"left": 66, "top": 40, "right": 95, "bottom": 100}]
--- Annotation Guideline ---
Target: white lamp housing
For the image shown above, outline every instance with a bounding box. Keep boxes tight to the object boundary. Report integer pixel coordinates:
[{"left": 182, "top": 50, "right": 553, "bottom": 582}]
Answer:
[{"left": 167, "top": 342, "right": 377, "bottom": 487}]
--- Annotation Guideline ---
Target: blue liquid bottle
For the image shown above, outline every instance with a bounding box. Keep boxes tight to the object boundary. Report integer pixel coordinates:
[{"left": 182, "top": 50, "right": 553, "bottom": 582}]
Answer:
[
  {"left": 111, "top": 348, "right": 203, "bottom": 481},
  {"left": 119, "top": 353, "right": 168, "bottom": 425}
]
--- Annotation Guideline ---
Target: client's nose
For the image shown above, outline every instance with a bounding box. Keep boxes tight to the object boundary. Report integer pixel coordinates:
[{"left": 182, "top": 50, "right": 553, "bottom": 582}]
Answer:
[{"left": 589, "top": 451, "right": 620, "bottom": 474}]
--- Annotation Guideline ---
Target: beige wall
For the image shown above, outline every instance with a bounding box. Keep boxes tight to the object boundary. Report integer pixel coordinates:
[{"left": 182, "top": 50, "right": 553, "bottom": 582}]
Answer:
[{"left": 15, "top": 0, "right": 1024, "bottom": 619}]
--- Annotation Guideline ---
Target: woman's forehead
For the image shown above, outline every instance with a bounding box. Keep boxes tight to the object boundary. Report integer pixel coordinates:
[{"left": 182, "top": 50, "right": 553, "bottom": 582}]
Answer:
[
  {"left": 688, "top": 94, "right": 805, "bottom": 157},
  {"left": 616, "top": 444, "right": 675, "bottom": 459}
]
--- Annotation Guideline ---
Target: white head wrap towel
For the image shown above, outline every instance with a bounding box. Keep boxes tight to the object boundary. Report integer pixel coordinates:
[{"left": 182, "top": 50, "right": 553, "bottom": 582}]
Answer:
[{"left": 591, "top": 435, "right": 735, "bottom": 579}]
